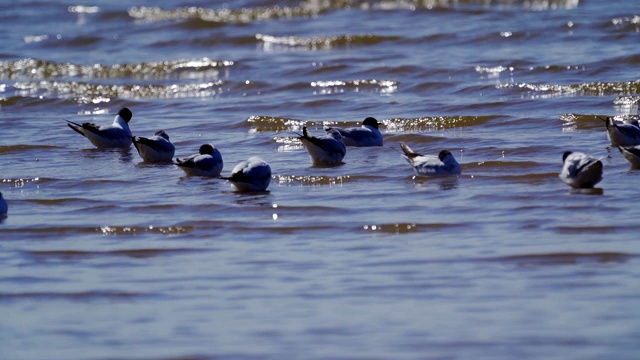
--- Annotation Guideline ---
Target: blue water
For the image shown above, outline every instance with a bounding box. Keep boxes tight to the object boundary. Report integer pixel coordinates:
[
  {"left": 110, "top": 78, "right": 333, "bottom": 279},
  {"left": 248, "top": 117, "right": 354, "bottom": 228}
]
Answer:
[{"left": 1, "top": 0, "right": 640, "bottom": 359}]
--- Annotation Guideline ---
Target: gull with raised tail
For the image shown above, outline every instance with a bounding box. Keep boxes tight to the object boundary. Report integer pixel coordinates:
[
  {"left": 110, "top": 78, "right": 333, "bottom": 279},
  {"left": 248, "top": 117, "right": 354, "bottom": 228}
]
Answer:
[
  {"left": 325, "top": 117, "right": 383, "bottom": 147},
  {"left": 133, "top": 130, "right": 175, "bottom": 163},
  {"left": 559, "top": 151, "right": 603, "bottom": 189},
  {"left": 223, "top": 157, "right": 272, "bottom": 192},
  {"left": 175, "top": 144, "right": 223, "bottom": 177},
  {"left": 600, "top": 116, "right": 640, "bottom": 147},
  {"left": 618, "top": 145, "right": 640, "bottom": 168},
  {"left": 400, "top": 142, "right": 461, "bottom": 176},
  {"left": 299, "top": 125, "right": 346, "bottom": 166},
  {"left": 66, "top": 108, "right": 133, "bottom": 148}
]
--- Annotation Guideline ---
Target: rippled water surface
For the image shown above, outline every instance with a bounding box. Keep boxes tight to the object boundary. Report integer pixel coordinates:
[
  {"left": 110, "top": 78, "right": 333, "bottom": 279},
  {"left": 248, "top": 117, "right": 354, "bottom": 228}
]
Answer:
[{"left": 2, "top": 0, "right": 640, "bottom": 359}]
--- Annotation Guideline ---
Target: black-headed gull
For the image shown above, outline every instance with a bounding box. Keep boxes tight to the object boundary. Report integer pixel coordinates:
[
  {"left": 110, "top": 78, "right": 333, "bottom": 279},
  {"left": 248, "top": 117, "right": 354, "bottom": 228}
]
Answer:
[
  {"left": 299, "top": 125, "right": 346, "bottom": 166},
  {"left": 133, "top": 130, "right": 175, "bottom": 163},
  {"left": 400, "top": 142, "right": 461, "bottom": 176},
  {"left": 0, "top": 192, "right": 7, "bottom": 214},
  {"left": 66, "top": 108, "right": 133, "bottom": 148},
  {"left": 325, "top": 117, "right": 383, "bottom": 147},
  {"left": 600, "top": 116, "right": 640, "bottom": 147},
  {"left": 223, "top": 157, "right": 272, "bottom": 192},
  {"left": 559, "top": 151, "right": 603, "bottom": 188},
  {"left": 175, "top": 144, "right": 223, "bottom": 176},
  {"left": 618, "top": 146, "right": 640, "bottom": 168}
]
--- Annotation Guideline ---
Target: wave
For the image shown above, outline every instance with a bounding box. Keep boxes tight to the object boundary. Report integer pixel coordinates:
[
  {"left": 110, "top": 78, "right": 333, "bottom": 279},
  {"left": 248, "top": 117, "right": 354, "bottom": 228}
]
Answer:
[
  {"left": 0, "top": 290, "right": 149, "bottom": 300},
  {"left": 310, "top": 79, "right": 398, "bottom": 94},
  {"left": 0, "top": 57, "right": 233, "bottom": 80},
  {"left": 242, "top": 113, "right": 486, "bottom": 133},
  {"left": 384, "top": 115, "right": 498, "bottom": 132},
  {"left": 0, "top": 144, "right": 59, "bottom": 154},
  {"left": 300, "top": 0, "right": 580, "bottom": 11},
  {"left": 558, "top": 113, "right": 633, "bottom": 130},
  {"left": 242, "top": 115, "right": 307, "bottom": 132},
  {"left": 608, "top": 15, "right": 640, "bottom": 32},
  {"left": 256, "top": 33, "right": 399, "bottom": 49},
  {"left": 498, "top": 79, "right": 640, "bottom": 96},
  {"left": 9, "top": 80, "right": 226, "bottom": 101},
  {"left": 488, "top": 252, "right": 635, "bottom": 266},
  {"left": 128, "top": 5, "right": 321, "bottom": 24},
  {"left": 0, "top": 225, "right": 193, "bottom": 237},
  {"left": 274, "top": 174, "right": 384, "bottom": 186},
  {"left": 362, "top": 222, "right": 467, "bottom": 234},
  {"left": 614, "top": 96, "right": 640, "bottom": 105},
  {"left": 128, "top": 0, "right": 582, "bottom": 28},
  {"left": 25, "top": 248, "right": 200, "bottom": 259}
]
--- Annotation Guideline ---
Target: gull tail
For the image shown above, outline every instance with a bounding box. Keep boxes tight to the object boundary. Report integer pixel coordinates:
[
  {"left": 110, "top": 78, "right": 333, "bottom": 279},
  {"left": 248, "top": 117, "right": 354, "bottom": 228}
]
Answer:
[
  {"left": 302, "top": 125, "right": 311, "bottom": 139},
  {"left": 66, "top": 120, "right": 86, "bottom": 137},
  {"left": 400, "top": 142, "right": 421, "bottom": 165},
  {"left": 400, "top": 142, "right": 421, "bottom": 158}
]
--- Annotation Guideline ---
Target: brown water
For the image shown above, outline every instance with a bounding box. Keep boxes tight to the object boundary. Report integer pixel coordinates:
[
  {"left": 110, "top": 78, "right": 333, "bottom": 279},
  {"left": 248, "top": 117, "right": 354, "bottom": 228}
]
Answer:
[{"left": 1, "top": 0, "right": 640, "bottom": 358}]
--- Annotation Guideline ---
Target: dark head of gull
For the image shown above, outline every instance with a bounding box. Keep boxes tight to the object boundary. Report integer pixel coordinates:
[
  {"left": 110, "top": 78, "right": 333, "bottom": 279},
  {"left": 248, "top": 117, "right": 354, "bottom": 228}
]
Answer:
[
  {"left": 363, "top": 117, "right": 380, "bottom": 129},
  {"left": 118, "top": 108, "right": 133, "bottom": 123},
  {"left": 199, "top": 144, "right": 215, "bottom": 155},
  {"left": 438, "top": 150, "right": 453, "bottom": 161},
  {"left": 562, "top": 151, "right": 573, "bottom": 162}
]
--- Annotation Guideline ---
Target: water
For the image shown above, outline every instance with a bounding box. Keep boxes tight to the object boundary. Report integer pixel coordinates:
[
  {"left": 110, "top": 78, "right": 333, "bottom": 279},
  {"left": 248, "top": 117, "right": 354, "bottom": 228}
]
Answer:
[{"left": 1, "top": 0, "right": 640, "bottom": 358}]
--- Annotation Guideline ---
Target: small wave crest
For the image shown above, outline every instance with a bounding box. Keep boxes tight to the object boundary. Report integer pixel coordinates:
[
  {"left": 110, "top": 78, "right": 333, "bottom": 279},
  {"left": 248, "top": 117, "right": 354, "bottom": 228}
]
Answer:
[
  {"left": 489, "top": 252, "right": 634, "bottom": 266},
  {"left": 274, "top": 174, "right": 376, "bottom": 186},
  {"left": 384, "top": 115, "right": 496, "bottom": 132},
  {"left": 0, "top": 57, "right": 233, "bottom": 80},
  {"left": 498, "top": 79, "right": 640, "bottom": 96},
  {"left": 311, "top": 79, "right": 398, "bottom": 94},
  {"left": 10, "top": 80, "right": 226, "bottom": 102},
  {"left": 128, "top": 5, "right": 320, "bottom": 24},
  {"left": 256, "top": 33, "right": 398, "bottom": 49}
]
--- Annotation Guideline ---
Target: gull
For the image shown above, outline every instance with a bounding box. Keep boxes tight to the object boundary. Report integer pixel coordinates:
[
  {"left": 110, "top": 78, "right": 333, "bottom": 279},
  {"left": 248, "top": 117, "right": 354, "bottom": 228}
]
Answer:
[
  {"left": 599, "top": 116, "right": 640, "bottom": 147},
  {"left": 133, "top": 130, "right": 175, "bottom": 163},
  {"left": 223, "top": 157, "right": 272, "bottom": 192},
  {"left": 298, "top": 125, "right": 346, "bottom": 166},
  {"left": 400, "top": 142, "right": 461, "bottom": 176},
  {"left": 559, "top": 151, "right": 603, "bottom": 189},
  {"left": 175, "top": 144, "right": 223, "bottom": 176},
  {"left": 66, "top": 108, "right": 133, "bottom": 148},
  {"left": 0, "top": 192, "right": 7, "bottom": 214},
  {"left": 325, "top": 117, "right": 383, "bottom": 147},
  {"left": 618, "top": 145, "right": 640, "bottom": 168}
]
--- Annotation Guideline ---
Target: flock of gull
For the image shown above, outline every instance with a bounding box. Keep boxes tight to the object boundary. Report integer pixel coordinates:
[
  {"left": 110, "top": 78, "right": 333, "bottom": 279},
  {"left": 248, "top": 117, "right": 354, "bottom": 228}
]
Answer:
[{"left": 0, "top": 107, "right": 638, "bottom": 216}]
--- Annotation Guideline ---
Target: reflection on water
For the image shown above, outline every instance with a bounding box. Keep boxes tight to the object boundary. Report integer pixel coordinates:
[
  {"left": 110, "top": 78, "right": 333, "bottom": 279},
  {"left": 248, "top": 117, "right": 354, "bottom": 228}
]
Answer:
[
  {"left": 79, "top": 147, "right": 133, "bottom": 163},
  {"left": 408, "top": 175, "right": 459, "bottom": 191},
  {"left": 569, "top": 187, "right": 604, "bottom": 195},
  {"left": 231, "top": 191, "right": 272, "bottom": 206}
]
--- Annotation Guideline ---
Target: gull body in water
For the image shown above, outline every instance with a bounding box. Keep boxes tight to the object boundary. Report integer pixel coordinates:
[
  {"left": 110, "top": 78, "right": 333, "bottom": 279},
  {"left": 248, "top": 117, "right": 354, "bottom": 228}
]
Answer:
[
  {"left": 66, "top": 108, "right": 133, "bottom": 149},
  {"left": 175, "top": 144, "right": 223, "bottom": 177},
  {"left": 325, "top": 117, "right": 383, "bottom": 147},
  {"left": 400, "top": 142, "right": 461, "bottom": 176},
  {"left": 559, "top": 151, "right": 603, "bottom": 189},
  {"left": 224, "top": 157, "right": 272, "bottom": 192},
  {"left": 618, "top": 145, "right": 640, "bottom": 168},
  {"left": 0, "top": 192, "right": 7, "bottom": 214},
  {"left": 600, "top": 116, "right": 640, "bottom": 147},
  {"left": 133, "top": 130, "right": 175, "bottom": 163},
  {"left": 298, "top": 126, "right": 346, "bottom": 166}
]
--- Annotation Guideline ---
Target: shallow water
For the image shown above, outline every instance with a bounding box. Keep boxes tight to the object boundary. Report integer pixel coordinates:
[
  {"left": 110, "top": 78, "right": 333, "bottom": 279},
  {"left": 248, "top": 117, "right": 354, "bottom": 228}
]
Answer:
[{"left": 1, "top": 0, "right": 640, "bottom": 359}]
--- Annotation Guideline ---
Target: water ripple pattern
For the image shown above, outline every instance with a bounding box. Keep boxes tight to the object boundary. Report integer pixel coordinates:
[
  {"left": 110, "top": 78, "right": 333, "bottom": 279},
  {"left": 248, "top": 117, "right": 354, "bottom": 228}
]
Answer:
[{"left": 1, "top": 0, "right": 640, "bottom": 359}]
